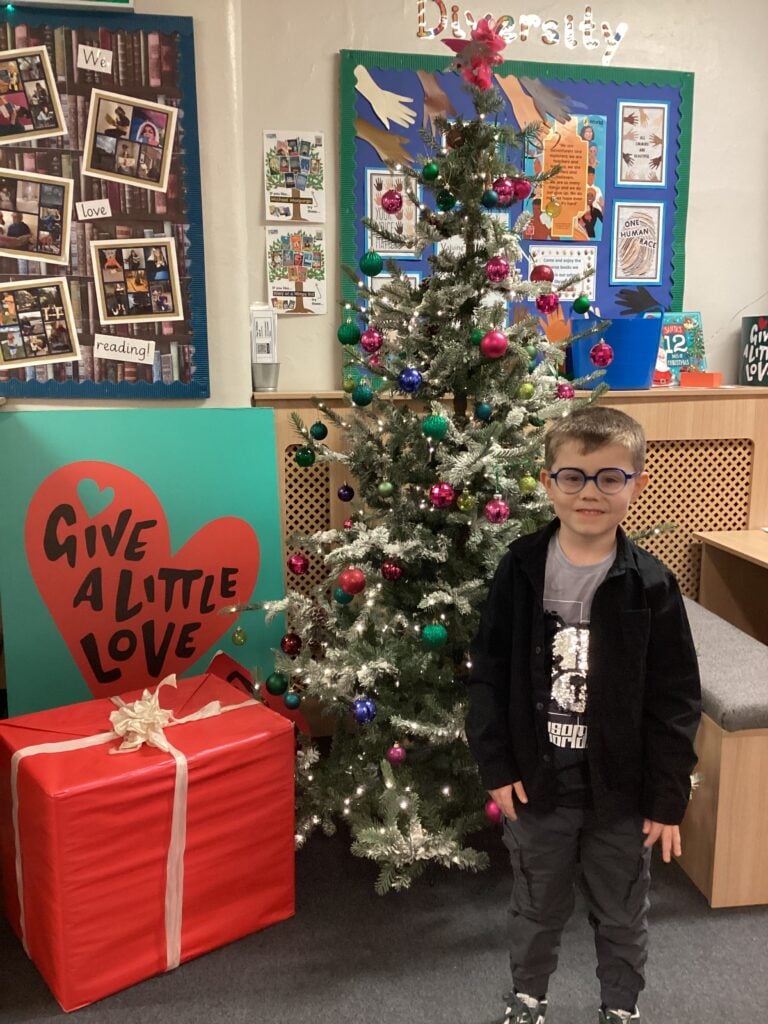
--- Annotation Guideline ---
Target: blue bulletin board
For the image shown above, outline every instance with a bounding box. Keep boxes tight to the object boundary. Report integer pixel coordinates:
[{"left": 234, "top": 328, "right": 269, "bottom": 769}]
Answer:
[{"left": 340, "top": 50, "right": 693, "bottom": 337}]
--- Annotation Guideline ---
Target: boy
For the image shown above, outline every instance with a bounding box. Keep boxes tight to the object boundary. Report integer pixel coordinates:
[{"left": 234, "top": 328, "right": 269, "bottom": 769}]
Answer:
[{"left": 466, "top": 406, "right": 701, "bottom": 1024}]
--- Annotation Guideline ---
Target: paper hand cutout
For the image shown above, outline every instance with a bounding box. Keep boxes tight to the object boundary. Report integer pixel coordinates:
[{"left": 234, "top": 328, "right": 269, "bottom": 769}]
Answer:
[
  {"left": 416, "top": 70, "right": 458, "bottom": 135},
  {"left": 538, "top": 304, "right": 572, "bottom": 344},
  {"left": 518, "top": 77, "right": 572, "bottom": 125},
  {"left": 355, "top": 116, "right": 413, "bottom": 166},
  {"left": 354, "top": 65, "right": 416, "bottom": 130}
]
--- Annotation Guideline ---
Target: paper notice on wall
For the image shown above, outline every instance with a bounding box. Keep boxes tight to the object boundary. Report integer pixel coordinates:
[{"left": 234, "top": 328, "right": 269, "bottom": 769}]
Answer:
[
  {"left": 265, "top": 227, "right": 326, "bottom": 315},
  {"left": 93, "top": 332, "right": 155, "bottom": 364},
  {"left": 528, "top": 245, "right": 597, "bottom": 300},
  {"left": 263, "top": 130, "right": 325, "bottom": 223}
]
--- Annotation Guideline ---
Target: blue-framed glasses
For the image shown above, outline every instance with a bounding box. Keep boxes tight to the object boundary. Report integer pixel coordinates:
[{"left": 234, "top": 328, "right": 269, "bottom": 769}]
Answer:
[{"left": 548, "top": 467, "right": 640, "bottom": 495}]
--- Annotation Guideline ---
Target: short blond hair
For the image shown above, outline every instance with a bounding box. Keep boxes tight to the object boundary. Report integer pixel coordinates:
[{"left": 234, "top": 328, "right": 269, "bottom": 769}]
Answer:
[{"left": 544, "top": 406, "right": 646, "bottom": 471}]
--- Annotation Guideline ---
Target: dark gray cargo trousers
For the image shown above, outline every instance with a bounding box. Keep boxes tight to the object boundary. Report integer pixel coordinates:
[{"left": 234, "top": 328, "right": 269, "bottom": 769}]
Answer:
[{"left": 503, "top": 805, "right": 651, "bottom": 1013}]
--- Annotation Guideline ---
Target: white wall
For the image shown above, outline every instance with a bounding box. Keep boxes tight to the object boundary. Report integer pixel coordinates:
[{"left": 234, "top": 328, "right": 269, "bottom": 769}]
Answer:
[{"left": 5, "top": 0, "right": 768, "bottom": 410}]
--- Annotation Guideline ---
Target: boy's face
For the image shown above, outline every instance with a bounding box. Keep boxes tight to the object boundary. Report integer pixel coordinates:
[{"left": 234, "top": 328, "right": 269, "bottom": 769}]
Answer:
[{"left": 540, "top": 440, "right": 649, "bottom": 546}]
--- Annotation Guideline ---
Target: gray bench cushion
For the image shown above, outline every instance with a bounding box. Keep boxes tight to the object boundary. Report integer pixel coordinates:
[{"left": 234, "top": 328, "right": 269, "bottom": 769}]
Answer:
[{"left": 683, "top": 597, "right": 768, "bottom": 731}]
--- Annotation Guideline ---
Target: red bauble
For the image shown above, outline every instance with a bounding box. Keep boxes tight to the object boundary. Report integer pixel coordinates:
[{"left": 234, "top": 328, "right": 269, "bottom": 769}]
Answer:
[
  {"left": 360, "top": 327, "right": 383, "bottom": 353},
  {"left": 485, "top": 799, "right": 503, "bottom": 823},
  {"left": 381, "top": 559, "right": 404, "bottom": 581},
  {"left": 381, "top": 189, "right": 403, "bottom": 214},
  {"left": 556, "top": 382, "right": 576, "bottom": 400},
  {"left": 343, "top": 518, "right": 354, "bottom": 530},
  {"left": 280, "top": 632, "right": 302, "bottom": 656},
  {"left": 589, "top": 341, "right": 614, "bottom": 368},
  {"left": 492, "top": 175, "right": 514, "bottom": 205},
  {"left": 535, "top": 293, "right": 560, "bottom": 314},
  {"left": 368, "top": 353, "right": 382, "bottom": 367},
  {"left": 339, "top": 567, "right": 366, "bottom": 594},
  {"left": 530, "top": 264, "right": 555, "bottom": 283},
  {"left": 484, "top": 495, "right": 510, "bottom": 524},
  {"left": 485, "top": 255, "right": 509, "bottom": 283},
  {"left": 480, "top": 330, "right": 508, "bottom": 359},
  {"left": 429, "top": 482, "right": 455, "bottom": 508},
  {"left": 512, "top": 178, "right": 532, "bottom": 201},
  {"left": 387, "top": 744, "right": 407, "bottom": 765},
  {"left": 287, "top": 552, "right": 310, "bottom": 576}
]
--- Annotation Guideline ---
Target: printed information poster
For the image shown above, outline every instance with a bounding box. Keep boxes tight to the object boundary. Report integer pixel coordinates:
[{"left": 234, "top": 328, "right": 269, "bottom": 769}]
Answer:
[
  {"left": 263, "top": 130, "right": 325, "bottom": 222},
  {"left": 617, "top": 101, "right": 668, "bottom": 186},
  {"left": 365, "top": 168, "right": 419, "bottom": 256},
  {"left": 611, "top": 201, "right": 664, "bottom": 284},
  {"left": 266, "top": 226, "right": 326, "bottom": 314}
]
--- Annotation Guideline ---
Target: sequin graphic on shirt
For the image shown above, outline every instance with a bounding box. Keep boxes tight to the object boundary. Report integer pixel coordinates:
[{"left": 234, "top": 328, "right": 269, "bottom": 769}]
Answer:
[{"left": 545, "top": 612, "right": 589, "bottom": 751}]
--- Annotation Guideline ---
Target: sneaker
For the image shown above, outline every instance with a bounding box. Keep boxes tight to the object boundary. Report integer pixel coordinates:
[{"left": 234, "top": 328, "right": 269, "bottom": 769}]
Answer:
[
  {"left": 504, "top": 990, "right": 547, "bottom": 1024},
  {"left": 599, "top": 1008, "right": 640, "bottom": 1023}
]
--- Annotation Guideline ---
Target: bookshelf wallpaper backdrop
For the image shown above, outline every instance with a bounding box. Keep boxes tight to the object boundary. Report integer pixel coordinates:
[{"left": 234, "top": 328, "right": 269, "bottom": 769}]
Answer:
[{"left": 0, "top": 9, "right": 208, "bottom": 399}]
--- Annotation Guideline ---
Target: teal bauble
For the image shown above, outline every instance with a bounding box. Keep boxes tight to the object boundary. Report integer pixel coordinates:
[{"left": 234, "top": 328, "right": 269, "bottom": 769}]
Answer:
[
  {"left": 436, "top": 189, "right": 456, "bottom": 212},
  {"left": 284, "top": 692, "right": 302, "bottom": 710},
  {"left": 334, "top": 586, "right": 354, "bottom": 605},
  {"left": 337, "top": 322, "right": 361, "bottom": 346},
  {"left": 422, "top": 160, "right": 439, "bottom": 182},
  {"left": 359, "top": 250, "right": 384, "bottom": 276},
  {"left": 266, "top": 672, "right": 289, "bottom": 696},
  {"left": 474, "top": 401, "right": 492, "bottom": 421},
  {"left": 481, "top": 189, "right": 499, "bottom": 209},
  {"left": 295, "top": 446, "right": 316, "bottom": 467},
  {"left": 352, "top": 384, "right": 373, "bottom": 406},
  {"left": 309, "top": 420, "right": 328, "bottom": 440},
  {"left": 421, "top": 414, "right": 449, "bottom": 440},
  {"left": 529, "top": 416, "right": 546, "bottom": 427},
  {"left": 422, "top": 623, "right": 448, "bottom": 649}
]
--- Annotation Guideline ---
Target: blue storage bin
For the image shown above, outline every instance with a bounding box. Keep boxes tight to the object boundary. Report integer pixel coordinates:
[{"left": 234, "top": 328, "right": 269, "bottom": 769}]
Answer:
[{"left": 570, "top": 314, "right": 662, "bottom": 390}]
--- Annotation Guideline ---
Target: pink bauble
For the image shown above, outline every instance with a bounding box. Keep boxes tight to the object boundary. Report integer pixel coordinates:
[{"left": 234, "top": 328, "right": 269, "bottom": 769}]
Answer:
[
  {"left": 479, "top": 330, "right": 508, "bottom": 359},
  {"left": 530, "top": 264, "right": 554, "bottom": 283},
  {"left": 343, "top": 518, "right": 354, "bottom": 529},
  {"left": 485, "top": 255, "right": 510, "bottom": 283},
  {"left": 485, "top": 799, "right": 503, "bottom": 823},
  {"left": 429, "top": 482, "right": 455, "bottom": 508},
  {"left": 287, "top": 552, "right": 310, "bottom": 576},
  {"left": 484, "top": 495, "right": 510, "bottom": 524},
  {"left": 535, "top": 293, "right": 560, "bottom": 314},
  {"left": 589, "top": 341, "right": 614, "bottom": 368},
  {"left": 556, "top": 382, "right": 576, "bottom": 400},
  {"left": 381, "top": 559, "right": 403, "bottom": 581},
  {"left": 386, "top": 744, "right": 407, "bottom": 765},
  {"left": 339, "top": 567, "right": 366, "bottom": 594},
  {"left": 368, "top": 353, "right": 383, "bottom": 367},
  {"left": 360, "top": 327, "right": 383, "bottom": 353},
  {"left": 512, "top": 177, "right": 532, "bottom": 201},
  {"left": 492, "top": 176, "right": 514, "bottom": 205},
  {"left": 381, "top": 189, "right": 403, "bottom": 214}
]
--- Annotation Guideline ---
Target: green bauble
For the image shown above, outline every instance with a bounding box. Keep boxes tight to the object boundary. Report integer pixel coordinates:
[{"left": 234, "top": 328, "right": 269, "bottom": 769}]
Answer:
[
  {"left": 334, "top": 586, "right": 354, "bottom": 605},
  {"left": 284, "top": 691, "right": 302, "bottom": 710},
  {"left": 352, "top": 384, "right": 373, "bottom": 406},
  {"left": 529, "top": 416, "right": 546, "bottom": 427},
  {"left": 456, "top": 492, "right": 477, "bottom": 513},
  {"left": 436, "top": 189, "right": 456, "bottom": 212},
  {"left": 525, "top": 344, "right": 538, "bottom": 359},
  {"left": 231, "top": 626, "right": 247, "bottom": 647},
  {"left": 470, "top": 328, "right": 484, "bottom": 346},
  {"left": 517, "top": 382, "right": 535, "bottom": 400},
  {"left": 359, "top": 250, "right": 384, "bottom": 276},
  {"left": 309, "top": 420, "right": 328, "bottom": 440},
  {"left": 421, "top": 414, "right": 449, "bottom": 440},
  {"left": 378, "top": 480, "right": 395, "bottom": 497},
  {"left": 519, "top": 475, "right": 538, "bottom": 495},
  {"left": 337, "top": 322, "right": 361, "bottom": 346},
  {"left": 342, "top": 375, "right": 356, "bottom": 393},
  {"left": 572, "top": 294, "right": 591, "bottom": 314},
  {"left": 422, "top": 160, "right": 439, "bottom": 182},
  {"left": 422, "top": 623, "right": 448, "bottom": 649},
  {"left": 266, "top": 671, "right": 289, "bottom": 696},
  {"left": 295, "top": 446, "right": 316, "bottom": 467}
]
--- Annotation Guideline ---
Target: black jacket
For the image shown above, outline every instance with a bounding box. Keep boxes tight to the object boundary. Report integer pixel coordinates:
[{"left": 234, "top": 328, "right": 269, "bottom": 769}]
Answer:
[{"left": 466, "top": 519, "right": 701, "bottom": 825}]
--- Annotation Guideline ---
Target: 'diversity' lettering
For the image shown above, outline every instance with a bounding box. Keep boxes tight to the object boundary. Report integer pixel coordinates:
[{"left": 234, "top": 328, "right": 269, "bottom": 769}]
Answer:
[{"left": 416, "top": 3, "right": 628, "bottom": 65}]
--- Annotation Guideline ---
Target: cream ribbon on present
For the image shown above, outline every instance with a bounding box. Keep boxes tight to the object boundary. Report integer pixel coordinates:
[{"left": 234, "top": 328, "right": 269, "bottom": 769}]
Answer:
[{"left": 10, "top": 674, "right": 256, "bottom": 971}]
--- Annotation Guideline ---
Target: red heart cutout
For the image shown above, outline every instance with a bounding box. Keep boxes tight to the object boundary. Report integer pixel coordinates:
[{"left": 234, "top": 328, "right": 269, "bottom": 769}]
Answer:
[
  {"left": 25, "top": 461, "right": 260, "bottom": 700},
  {"left": 759, "top": 317, "right": 768, "bottom": 331}
]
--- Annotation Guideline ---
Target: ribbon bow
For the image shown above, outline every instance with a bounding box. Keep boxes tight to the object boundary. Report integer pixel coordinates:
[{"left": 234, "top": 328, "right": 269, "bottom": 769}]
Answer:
[{"left": 109, "top": 674, "right": 223, "bottom": 754}]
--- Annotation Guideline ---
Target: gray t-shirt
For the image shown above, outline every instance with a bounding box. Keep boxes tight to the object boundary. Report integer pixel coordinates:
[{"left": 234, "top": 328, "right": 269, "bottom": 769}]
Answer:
[{"left": 543, "top": 533, "right": 615, "bottom": 803}]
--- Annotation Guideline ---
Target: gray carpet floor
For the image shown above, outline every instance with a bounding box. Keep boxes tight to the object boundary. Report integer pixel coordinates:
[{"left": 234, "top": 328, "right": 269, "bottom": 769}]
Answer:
[{"left": 1, "top": 828, "right": 767, "bottom": 1022}]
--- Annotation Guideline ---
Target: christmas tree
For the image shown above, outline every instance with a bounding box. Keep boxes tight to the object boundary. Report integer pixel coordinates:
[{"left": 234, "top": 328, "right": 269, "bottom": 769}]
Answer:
[{"left": 250, "top": 22, "right": 600, "bottom": 893}]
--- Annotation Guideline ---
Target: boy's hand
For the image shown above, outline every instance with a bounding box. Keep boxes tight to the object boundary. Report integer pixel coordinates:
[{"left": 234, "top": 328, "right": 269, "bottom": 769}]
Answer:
[
  {"left": 642, "top": 819, "right": 682, "bottom": 862},
  {"left": 488, "top": 781, "right": 528, "bottom": 821}
]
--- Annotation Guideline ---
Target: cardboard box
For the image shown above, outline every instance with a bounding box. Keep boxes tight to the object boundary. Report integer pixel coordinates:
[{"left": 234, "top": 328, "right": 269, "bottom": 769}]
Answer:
[
  {"left": 0, "top": 672, "right": 294, "bottom": 1011},
  {"left": 679, "top": 369, "right": 722, "bottom": 388}
]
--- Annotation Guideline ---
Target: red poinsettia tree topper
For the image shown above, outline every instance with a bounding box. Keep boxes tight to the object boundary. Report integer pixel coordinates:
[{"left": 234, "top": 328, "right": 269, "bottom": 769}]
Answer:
[{"left": 442, "top": 17, "right": 507, "bottom": 91}]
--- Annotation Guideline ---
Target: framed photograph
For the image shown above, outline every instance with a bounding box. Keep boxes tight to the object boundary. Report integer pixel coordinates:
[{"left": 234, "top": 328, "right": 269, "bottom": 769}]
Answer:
[
  {"left": 0, "top": 167, "right": 73, "bottom": 264},
  {"left": 90, "top": 237, "right": 183, "bottom": 325},
  {"left": 365, "top": 168, "right": 420, "bottom": 257},
  {"left": 0, "top": 46, "right": 65, "bottom": 145},
  {"left": 82, "top": 89, "right": 178, "bottom": 193},
  {"left": 0, "top": 277, "right": 79, "bottom": 369},
  {"left": 616, "top": 101, "right": 669, "bottom": 187},
  {"left": 610, "top": 201, "right": 664, "bottom": 285}
]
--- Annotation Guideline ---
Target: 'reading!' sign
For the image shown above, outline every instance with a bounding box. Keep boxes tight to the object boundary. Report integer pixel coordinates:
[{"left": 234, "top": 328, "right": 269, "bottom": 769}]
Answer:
[{"left": 25, "top": 461, "right": 260, "bottom": 700}]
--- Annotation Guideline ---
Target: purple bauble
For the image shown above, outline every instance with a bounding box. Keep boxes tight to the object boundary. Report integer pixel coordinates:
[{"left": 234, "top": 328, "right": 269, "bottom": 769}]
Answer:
[
  {"left": 556, "top": 382, "right": 576, "bottom": 400},
  {"left": 352, "top": 697, "right": 377, "bottom": 724},
  {"left": 381, "top": 559, "right": 403, "bottom": 582},
  {"left": 535, "top": 293, "right": 560, "bottom": 314},
  {"left": 429, "top": 482, "right": 455, "bottom": 508},
  {"left": 512, "top": 177, "right": 532, "bottom": 201},
  {"left": 485, "top": 255, "right": 510, "bottom": 283},
  {"left": 492, "top": 175, "right": 514, "bottom": 206},
  {"left": 338, "top": 483, "right": 355, "bottom": 502},
  {"left": 386, "top": 744, "right": 407, "bottom": 765},
  {"left": 398, "top": 367, "right": 423, "bottom": 393},
  {"left": 360, "top": 327, "right": 383, "bottom": 353},
  {"left": 484, "top": 495, "right": 510, "bottom": 524},
  {"left": 485, "top": 799, "right": 503, "bottom": 823},
  {"left": 589, "top": 341, "right": 614, "bottom": 368},
  {"left": 287, "top": 552, "right": 310, "bottom": 576},
  {"left": 479, "top": 330, "right": 508, "bottom": 359},
  {"left": 381, "top": 189, "right": 403, "bottom": 214}
]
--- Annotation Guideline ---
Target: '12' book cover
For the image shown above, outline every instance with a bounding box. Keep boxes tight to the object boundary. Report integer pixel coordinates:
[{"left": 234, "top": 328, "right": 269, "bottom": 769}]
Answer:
[{"left": 653, "top": 312, "right": 706, "bottom": 386}]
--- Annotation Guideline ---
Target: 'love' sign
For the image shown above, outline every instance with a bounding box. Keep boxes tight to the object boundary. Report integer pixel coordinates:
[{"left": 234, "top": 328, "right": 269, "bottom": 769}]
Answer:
[{"left": 25, "top": 461, "right": 260, "bottom": 699}]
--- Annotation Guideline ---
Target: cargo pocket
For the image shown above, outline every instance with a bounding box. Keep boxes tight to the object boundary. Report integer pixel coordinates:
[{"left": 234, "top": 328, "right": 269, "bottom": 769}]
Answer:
[{"left": 504, "top": 823, "right": 535, "bottom": 915}]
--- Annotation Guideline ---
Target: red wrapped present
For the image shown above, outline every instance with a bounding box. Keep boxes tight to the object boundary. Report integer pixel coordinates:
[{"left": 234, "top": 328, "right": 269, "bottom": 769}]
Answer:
[{"left": 0, "top": 672, "right": 295, "bottom": 1012}]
